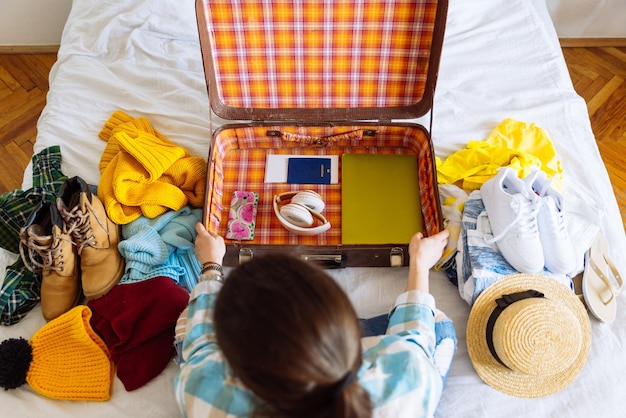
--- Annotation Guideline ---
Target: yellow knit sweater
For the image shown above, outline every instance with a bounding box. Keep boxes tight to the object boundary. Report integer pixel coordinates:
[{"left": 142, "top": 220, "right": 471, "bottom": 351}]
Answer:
[{"left": 98, "top": 111, "right": 206, "bottom": 224}]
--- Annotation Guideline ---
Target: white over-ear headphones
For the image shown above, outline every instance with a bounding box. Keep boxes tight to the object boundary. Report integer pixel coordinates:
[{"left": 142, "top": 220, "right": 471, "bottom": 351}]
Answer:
[{"left": 273, "top": 190, "right": 331, "bottom": 236}]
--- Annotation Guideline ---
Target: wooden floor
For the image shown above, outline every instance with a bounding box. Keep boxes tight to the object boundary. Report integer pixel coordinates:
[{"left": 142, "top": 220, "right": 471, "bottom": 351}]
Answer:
[
  {"left": 562, "top": 47, "right": 626, "bottom": 227},
  {"left": 0, "top": 53, "right": 56, "bottom": 192},
  {"left": 0, "top": 47, "right": 625, "bottom": 226}
]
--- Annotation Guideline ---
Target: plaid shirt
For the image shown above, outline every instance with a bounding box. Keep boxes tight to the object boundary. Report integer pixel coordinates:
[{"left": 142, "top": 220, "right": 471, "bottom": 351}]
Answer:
[
  {"left": 175, "top": 281, "right": 443, "bottom": 418},
  {"left": 0, "top": 146, "right": 67, "bottom": 324}
]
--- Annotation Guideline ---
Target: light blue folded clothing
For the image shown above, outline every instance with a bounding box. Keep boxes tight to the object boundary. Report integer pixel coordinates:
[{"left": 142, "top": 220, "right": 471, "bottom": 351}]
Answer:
[{"left": 118, "top": 206, "right": 202, "bottom": 291}]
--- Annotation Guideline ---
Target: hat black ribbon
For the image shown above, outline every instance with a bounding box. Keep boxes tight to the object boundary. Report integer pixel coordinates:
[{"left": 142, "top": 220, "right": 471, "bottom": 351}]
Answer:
[{"left": 485, "top": 289, "right": 545, "bottom": 368}]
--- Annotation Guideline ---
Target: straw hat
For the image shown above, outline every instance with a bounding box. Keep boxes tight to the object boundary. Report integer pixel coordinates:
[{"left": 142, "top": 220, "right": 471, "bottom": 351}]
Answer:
[{"left": 466, "top": 273, "right": 591, "bottom": 398}]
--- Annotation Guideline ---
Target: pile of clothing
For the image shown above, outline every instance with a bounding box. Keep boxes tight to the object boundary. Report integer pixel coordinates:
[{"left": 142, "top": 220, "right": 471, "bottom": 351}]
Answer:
[
  {"left": 0, "top": 111, "right": 208, "bottom": 395},
  {"left": 436, "top": 119, "right": 596, "bottom": 305}
]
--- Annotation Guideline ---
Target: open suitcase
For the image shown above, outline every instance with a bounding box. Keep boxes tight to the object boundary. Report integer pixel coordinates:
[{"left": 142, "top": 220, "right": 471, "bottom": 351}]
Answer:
[{"left": 195, "top": 0, "right": 448, "bottom": 268}]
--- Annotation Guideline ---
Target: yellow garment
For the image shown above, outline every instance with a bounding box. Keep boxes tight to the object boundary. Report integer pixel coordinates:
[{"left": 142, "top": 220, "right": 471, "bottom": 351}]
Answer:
[
  {"left": 27, "top": 306, "right": 114, "bottom": 401},
  {"left": 436, "top": 118, "right": 564, "bottom": 192},
  {"left": 434, "top": 185, "right": 469, "bottom": 270},
  {"left": 98, "top": 111, "right": 207, "bottom": 224}
]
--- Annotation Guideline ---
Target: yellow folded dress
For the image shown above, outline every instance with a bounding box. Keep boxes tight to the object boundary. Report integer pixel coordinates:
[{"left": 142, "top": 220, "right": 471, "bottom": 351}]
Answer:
[{"left": 436, "top": 118, "right": 564, "bottom": 192}]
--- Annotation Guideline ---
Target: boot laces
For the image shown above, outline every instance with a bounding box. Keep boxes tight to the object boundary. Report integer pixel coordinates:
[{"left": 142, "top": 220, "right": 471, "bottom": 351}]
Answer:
[
  {"left": 60, "top": 199, "right": 108, "bottom": 253},
  {"left": 19, "top": 228, "right": 73, "bottom": 273}
]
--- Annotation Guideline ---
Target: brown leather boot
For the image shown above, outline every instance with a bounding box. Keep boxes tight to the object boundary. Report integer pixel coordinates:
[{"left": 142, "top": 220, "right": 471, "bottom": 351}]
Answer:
[
  {"left": 19, "top": 200, "right": 81, "bottom": 321},
  {"left": 56, "top": 177, "right": 124, "bottom": 299}
]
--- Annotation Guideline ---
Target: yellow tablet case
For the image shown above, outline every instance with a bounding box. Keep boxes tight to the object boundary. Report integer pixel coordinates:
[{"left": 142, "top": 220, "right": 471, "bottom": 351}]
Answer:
[{"left": 341, "top": 154, "right": 423, "bottom": 244}]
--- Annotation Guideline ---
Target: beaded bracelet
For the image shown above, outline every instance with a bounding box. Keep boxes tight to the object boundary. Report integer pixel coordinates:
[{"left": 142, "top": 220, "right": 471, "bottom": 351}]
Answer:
[{"left": 201, "top": 261, "right": 223, "bottom": 275}]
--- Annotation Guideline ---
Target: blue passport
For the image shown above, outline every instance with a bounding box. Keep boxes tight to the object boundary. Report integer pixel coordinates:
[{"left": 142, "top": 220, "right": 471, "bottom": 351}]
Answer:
[{"left": 287, "top": 157, "right": 332, "bottom": 184}]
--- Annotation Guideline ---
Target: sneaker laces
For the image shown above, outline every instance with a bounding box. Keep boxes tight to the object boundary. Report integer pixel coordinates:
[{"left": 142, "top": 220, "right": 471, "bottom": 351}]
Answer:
[
  {"left": 59, "top": 199, "right": 108, "bottom": 253},
  {"left": 542, "top": 194, "right": 567, "bottom": 235},
  {"left": 19, "top": 228, "right": 73, "bottom": 273},
  {"left": 485, "top": 190, "right": 541, "bottom": 244}
]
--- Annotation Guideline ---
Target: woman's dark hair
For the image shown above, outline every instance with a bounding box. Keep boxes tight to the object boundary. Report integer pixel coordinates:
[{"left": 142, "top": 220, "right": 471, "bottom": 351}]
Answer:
[{"left": 214, "top": 253, "right": 373, "bottom": 418}]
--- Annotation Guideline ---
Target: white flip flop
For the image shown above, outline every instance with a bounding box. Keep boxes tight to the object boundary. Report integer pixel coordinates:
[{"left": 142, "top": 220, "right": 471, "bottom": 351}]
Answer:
[{"left": 582, "top": 232, "right": 624, "bottom": 323}]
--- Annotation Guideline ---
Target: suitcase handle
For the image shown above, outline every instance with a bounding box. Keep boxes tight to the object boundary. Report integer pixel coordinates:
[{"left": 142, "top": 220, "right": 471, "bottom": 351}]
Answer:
[
  {"left": 267, "top": 128, "right": 376, "bottom": 146},
  {"left": 300, "top": 254, "right": 347, "bottom": 269}
]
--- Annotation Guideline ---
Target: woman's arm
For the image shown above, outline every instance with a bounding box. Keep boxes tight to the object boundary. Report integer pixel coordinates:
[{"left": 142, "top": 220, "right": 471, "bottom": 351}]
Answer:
[{"left": 179, "top": 223, "right": 226, "bottom": 360}]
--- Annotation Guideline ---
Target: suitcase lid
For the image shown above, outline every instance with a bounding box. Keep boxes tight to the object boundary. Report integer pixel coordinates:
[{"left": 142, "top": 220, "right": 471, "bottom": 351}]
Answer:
[{"left": 196, "top": 0, "right": 448, "bottom": 122}]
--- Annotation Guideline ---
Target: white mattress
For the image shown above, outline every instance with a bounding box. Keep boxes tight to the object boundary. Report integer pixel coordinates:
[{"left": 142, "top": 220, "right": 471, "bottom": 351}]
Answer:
[{"left": 2, "top": 0, "right": 625, "bottom": 416}]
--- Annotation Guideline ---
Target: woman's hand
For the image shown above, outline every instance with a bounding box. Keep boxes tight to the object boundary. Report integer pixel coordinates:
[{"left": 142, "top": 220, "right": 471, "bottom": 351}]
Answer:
[
  {"left": 194, "top": 222, "right": 226, "bottom": 265},
  {"left": 409, "top": 229, "right": 449, "bottom": 270},
  {"left": 406, "top": 229, "right": 449, "bottom": 292}
]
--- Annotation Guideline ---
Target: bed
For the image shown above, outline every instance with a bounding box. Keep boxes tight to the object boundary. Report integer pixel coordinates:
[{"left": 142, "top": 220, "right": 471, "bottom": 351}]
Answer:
[{"left": 2, "top": 0, "right": 625, "bottom": 416}]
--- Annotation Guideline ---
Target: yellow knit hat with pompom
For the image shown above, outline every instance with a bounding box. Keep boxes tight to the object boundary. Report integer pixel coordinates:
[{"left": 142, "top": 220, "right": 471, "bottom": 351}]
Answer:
[{"left": 26, "top": 305, "right": 114, "bottom": 401}]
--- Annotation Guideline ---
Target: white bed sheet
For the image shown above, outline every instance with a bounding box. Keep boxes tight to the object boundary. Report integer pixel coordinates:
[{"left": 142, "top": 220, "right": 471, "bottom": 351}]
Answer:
[{"left": 2, "top": 0, "right": 625, "bottom": 417}]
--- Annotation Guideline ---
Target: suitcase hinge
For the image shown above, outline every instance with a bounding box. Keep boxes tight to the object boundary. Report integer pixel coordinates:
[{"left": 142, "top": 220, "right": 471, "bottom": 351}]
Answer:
[{"left": 390, "top": 247, "right": 404, "bottom": 267}]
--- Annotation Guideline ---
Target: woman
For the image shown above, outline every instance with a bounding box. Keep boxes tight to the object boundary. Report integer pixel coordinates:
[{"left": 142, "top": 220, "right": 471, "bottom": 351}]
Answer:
[{"left": 175, "top": 224, "right": 454, "bottom": 418}]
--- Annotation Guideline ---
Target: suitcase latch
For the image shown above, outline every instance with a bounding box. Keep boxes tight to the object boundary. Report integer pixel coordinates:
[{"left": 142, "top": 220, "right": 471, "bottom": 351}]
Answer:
[
  {"left": 301, "top": 254, "right": 347, "bottom": 269},
  {"left": 238, "top": 248, "right": 254, "bottom": 264},
  {"left": 390, "top": 247, "right": 404, "bottom": 267}
]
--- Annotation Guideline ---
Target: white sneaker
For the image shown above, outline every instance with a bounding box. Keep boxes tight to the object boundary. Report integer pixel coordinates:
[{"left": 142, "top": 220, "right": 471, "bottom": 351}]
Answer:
[
  {"left": 525, "top": 168, "right": 576, "bottom": 275},
  {"left": 480, "top": 167, "right": 544, "bottom": 273}
]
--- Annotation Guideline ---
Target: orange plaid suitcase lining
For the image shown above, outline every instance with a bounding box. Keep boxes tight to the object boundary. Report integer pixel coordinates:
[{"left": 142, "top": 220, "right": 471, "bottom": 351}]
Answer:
[
  {"left": 207, "top": 125, "right": 440, "bottom": 246},
  {"left": 202, "top": 1, "right": 441, "bottom": 245},
  {"left": 202, "top": 0, "right": 438, "bottom": 109}
]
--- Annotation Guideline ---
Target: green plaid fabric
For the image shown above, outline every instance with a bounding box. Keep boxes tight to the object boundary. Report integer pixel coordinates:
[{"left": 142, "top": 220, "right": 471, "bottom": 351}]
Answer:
[
  {"left": 0, "top": 146, "right": 66, "bottom": 253},
  {"left": 2, "top": 258, "right": 42, "bottom": 325},
  {"left": 0, "top": 146, "right": 67, "bottom": 325}
]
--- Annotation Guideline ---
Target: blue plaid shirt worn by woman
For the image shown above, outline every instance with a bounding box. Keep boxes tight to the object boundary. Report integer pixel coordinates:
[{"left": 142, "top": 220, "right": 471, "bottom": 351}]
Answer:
[{"left": 175, "top": 280, "right": 446, "bottom": 418}]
